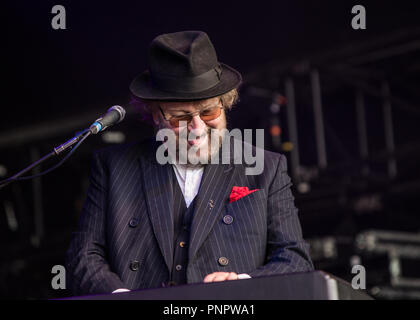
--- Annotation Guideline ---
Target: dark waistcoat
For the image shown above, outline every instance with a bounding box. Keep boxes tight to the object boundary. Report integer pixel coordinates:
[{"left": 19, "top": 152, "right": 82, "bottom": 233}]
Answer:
[{"left": 170, "top": 169, "right": 197, "bottom": 285}]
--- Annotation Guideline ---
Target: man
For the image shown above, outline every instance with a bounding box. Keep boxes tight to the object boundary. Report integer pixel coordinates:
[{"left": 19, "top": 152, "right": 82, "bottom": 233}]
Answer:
[{"left": 66, "top": 30, "right": 313, "bottom": 295}]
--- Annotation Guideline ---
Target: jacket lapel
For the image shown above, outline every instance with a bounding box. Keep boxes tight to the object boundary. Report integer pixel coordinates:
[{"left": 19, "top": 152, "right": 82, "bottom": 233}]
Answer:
[
  {"left": 139, "top": 141, "right": 174, "bottom": 273},
  {"left": 188, "top": 161, "right": 237, "bottom": 262}
]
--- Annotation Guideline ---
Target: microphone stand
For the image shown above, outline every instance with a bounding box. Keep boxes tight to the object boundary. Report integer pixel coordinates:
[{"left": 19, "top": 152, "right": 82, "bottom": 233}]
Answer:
[
  {"left": 0, "top": 129, "right": 92, "bottom": 190},
  {"left": 0, "top": 105, "right": 126, "bottom": 190}
]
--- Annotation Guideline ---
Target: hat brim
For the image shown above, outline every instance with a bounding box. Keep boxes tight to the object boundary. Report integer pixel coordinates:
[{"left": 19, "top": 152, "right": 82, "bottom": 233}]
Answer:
[{"left": 129, "top": 63, "right": 242, "bottom": 101}]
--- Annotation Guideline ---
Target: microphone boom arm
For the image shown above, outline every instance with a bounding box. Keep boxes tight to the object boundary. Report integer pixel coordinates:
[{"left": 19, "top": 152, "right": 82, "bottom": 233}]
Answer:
[
  {"left": 0, "top": 105, "right": 125, "bottom": 189},
  {"left": 0, "top": 129, "right": 91, "bottom": 190}
]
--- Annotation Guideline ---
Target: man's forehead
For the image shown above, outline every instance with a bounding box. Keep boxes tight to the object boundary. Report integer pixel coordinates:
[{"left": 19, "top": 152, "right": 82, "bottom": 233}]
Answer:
[{"left": 159, "top": 97, "right": 219, "bottom": 111}]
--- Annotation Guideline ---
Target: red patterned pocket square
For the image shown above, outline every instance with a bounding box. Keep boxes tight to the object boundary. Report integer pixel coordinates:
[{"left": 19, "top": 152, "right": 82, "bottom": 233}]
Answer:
[{"left": 229, "top": 186, "right": 259, "bottom": 204}]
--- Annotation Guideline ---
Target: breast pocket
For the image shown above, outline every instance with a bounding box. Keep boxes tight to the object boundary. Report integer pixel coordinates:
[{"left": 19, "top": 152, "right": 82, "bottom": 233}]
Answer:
[{"left": 222, "top": 189, "right": 267, "bottom": 239}]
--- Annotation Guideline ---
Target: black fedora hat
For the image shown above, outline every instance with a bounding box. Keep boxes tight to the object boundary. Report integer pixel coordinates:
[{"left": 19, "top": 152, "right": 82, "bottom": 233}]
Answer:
[{"left": 129, "top": 30, "right": 242, "bottom": 101}]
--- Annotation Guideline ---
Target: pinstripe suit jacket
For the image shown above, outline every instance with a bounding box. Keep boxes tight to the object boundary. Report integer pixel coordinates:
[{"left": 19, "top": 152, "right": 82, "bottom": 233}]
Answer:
[{"left": 66, "top": 138, "right": 313, "bottom": 295}]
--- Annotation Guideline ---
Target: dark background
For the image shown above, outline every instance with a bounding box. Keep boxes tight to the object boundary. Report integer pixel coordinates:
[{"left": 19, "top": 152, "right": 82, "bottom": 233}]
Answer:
[{"left": 1, "top": 0, "right": 419, "bottom": 299}]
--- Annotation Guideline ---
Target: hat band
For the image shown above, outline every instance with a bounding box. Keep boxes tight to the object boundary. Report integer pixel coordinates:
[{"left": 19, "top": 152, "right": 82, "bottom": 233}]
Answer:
[{"left": 150, "top": 65, "right": 222, "bottom": 94}]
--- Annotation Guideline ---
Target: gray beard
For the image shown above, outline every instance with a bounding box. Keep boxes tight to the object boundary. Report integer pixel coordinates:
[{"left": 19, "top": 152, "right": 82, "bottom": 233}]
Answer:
[{"left": 158, "top": 124, "right": 225, "bottom": 167}]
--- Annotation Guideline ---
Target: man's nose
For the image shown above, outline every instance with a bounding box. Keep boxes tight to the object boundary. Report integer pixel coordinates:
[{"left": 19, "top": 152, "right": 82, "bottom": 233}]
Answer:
[{"left": 188, "top": 114, "right": 206, "bottom": 133}]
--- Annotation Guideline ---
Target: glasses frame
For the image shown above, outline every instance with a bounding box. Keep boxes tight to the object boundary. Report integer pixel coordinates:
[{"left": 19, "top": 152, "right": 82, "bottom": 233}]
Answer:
[{"left": 159, "top": 99, "right": 224, "bottom": 127}]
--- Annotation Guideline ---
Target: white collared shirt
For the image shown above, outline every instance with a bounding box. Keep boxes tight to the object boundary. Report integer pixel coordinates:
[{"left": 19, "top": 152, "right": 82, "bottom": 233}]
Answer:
[{"left": 172, "top": 163, "right": 205, "bottom": 208}]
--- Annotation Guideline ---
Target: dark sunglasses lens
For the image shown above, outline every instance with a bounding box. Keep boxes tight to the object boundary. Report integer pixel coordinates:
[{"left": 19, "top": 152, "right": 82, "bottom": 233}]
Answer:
[
  {"left": 200, "top": 107, "right": 221, "bottom": 121},
  {"left": 170, "top": 116, "right": 190, "bottom": 127},
  {"left": 169, "top": 106, "right": 221, "bottom": 126}
]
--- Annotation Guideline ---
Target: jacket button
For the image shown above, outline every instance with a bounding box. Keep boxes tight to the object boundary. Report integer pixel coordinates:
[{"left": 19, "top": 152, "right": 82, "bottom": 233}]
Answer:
[
  {"left": 129, "top": 218, "right": 139, "bottom": 228},
  {"left": 130, "top": 260, "right": 140, "bottom": 271},
  {"left": 223, "top": 215, "right": 234, "bottom": 225},
  {"left": 218, "top": 257, "right": 229, "bottom": 266}
]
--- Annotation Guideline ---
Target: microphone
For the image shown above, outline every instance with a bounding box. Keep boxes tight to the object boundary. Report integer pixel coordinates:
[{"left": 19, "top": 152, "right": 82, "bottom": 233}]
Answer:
[
  {"left": 0, "top": 105, "right": 127, "bottom": 189},
  {"left": 89, "top": 105, "right": 126, "bottom": 134}
]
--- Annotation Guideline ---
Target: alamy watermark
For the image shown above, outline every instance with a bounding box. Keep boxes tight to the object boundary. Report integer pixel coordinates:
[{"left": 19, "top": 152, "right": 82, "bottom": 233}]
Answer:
[
  {"left": 51, "top": 265, "right": 66, "bottom": 289},
  {"left": 155, "top": 124, "right": 265, "bottom": 175},
  {"left": 351, "top": 264, "right": 366, "bottom": 290},
  {"left": 351, "top": 5, "right": 366, "bottom": 30},
  {"left": 51, "top": 5, "right": 66, "bottom": 30}
]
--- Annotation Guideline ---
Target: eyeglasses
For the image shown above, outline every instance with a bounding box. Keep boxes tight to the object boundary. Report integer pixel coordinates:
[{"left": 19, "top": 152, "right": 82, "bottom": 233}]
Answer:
[{"left": 159, "top": 100, "right": 224, "bottom": 127}]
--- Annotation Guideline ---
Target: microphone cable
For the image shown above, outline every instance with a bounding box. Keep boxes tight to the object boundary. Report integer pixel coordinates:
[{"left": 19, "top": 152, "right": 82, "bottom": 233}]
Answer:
[{"left": 0, "top": 129, "right": 91, "bottom": 188}]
